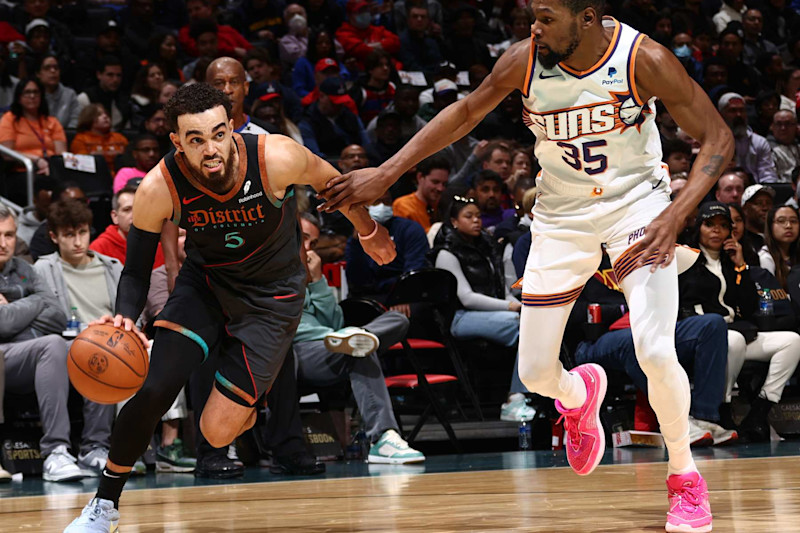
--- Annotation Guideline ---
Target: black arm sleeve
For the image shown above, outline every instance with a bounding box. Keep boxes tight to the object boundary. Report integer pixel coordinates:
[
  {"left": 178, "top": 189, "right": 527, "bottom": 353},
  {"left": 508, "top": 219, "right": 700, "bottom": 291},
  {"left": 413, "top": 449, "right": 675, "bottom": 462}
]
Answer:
[{"left": 115, "top": 224, "right": 161, "bottom": 320}]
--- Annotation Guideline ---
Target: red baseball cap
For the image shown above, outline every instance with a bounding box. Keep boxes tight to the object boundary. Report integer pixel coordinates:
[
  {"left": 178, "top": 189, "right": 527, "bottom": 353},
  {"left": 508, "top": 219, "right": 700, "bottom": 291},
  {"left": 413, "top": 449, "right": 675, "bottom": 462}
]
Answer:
[
  {"left": 315, "top": 58, "right": 339, "bottom": 73},
  {"left": 346, "top": 0, "right": 369, "bottom": 14},
  {"left": 320, "top": 77, "right": 351, "bottom": 105}
]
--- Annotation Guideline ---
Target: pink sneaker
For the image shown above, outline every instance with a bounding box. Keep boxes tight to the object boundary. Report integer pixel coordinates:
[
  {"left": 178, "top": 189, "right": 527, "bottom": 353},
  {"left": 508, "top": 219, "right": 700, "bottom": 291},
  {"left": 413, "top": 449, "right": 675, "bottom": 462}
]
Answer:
[
  {"left": 666, "top": 471, "right": 713, "bottom": 532},
  {"left": 554, "top": 363, "right": 607, "bottom": 476}
]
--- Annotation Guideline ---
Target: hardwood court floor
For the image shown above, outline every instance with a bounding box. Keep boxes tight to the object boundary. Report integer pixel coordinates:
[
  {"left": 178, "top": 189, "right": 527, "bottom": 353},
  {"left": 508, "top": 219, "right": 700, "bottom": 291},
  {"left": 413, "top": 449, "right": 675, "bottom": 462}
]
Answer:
[{"left": 1, "top": 450, "right": 798, "bottom": 532}]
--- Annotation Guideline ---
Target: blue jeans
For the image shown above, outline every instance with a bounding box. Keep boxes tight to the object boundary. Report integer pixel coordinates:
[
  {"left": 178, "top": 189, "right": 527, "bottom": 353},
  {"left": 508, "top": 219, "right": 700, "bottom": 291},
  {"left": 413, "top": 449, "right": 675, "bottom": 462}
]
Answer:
[
  {"left": 573, "top": 314, "right": 728, "bottom": 422},
  {"left": 450, "top": 310, "right": 520, "bottom": 347}
]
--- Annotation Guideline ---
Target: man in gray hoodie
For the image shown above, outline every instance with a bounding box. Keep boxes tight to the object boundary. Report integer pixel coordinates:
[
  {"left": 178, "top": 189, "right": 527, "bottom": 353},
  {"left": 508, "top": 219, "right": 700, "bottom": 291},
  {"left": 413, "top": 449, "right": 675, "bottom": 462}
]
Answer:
[
  {"left": 0, "top": 203, "right": 88, "bottom": 482},
  {"left": 33, "top": 199, "right": 118, "bottom": 478}
]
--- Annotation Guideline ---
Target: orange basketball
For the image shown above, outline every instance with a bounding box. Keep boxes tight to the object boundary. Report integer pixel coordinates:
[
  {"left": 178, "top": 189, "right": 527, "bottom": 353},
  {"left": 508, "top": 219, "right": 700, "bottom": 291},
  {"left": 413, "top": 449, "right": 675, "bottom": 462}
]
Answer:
[{"left": 68, "top": 324, "right": 149, "bottom": 404}]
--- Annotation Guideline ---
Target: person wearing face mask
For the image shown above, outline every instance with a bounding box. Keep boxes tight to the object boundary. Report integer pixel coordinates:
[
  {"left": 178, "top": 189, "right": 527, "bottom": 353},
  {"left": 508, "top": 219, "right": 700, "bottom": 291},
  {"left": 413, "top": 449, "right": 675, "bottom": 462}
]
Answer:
[
  {"left": 671, "top": 33, "right": 702, "bottom": 84},
  {"left": 345, "top": 191, "right": 430, "bottom": 305},
  {"left": 335, "top": 0, "right": 401, "bottom": 71},
  {"left": 718, "top": 92, "right": 779, "bottom": 183},
  {"left": 279, "top": 4, "right": 309, "bottom": 69}
]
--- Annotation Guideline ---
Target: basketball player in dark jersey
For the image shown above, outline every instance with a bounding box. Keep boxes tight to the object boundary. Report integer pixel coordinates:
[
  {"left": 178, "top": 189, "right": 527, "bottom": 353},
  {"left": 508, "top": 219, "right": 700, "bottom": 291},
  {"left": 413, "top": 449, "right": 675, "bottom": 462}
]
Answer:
[{"left": 64, "top": 83, "right": 395, "bottom": 532}]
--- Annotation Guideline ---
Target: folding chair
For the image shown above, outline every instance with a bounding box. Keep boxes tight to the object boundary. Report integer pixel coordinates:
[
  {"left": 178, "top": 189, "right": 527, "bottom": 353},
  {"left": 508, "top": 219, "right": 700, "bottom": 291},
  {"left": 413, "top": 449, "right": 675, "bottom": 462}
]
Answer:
[{"left": 339, "top": 297, "right": 462, "bottom": 451}]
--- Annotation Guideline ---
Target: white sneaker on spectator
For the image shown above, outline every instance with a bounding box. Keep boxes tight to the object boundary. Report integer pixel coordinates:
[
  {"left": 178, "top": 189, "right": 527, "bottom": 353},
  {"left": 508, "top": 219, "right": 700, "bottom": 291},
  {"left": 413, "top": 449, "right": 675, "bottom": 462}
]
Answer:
[
  {"left": 0, "top": 465, "right": 10, "bottom": 483},
  {"left": 500, "top": 394, "right": 536, "bottom": 422},
  {"left": 688, "top": 419, "right": 713, "bottom": 447},
  {"left": 324, "top": 327, "right": 379, "bottom": 357},
  {"left": 78, "top": 447, "right": 108, "bottom": 477},
  {"left": 63, "top": 497, "right": 119, "bottom": 533},
  {"left": 689, "top": 416, "right": 738, "bottom": 446},
  {"left": 43, "top": 445, "right": 85, "bottom": 482},
  {"left": 368, "top": 430, "right": 425, "bottom": 464}
]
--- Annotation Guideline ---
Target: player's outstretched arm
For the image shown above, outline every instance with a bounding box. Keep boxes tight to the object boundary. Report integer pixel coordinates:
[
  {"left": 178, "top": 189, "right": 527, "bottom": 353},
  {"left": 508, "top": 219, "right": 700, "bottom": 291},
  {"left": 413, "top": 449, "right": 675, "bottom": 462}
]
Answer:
[
  {"left": 95, "top": 165, "right": 175, "bottom": 342},
  {"left": 630, "top": 37, "right": 734, "bottom": 270},
  {"left": 316, "top": 39, "right": 531, "bottom": 212},
  {"left": 265, "top": 135, "right": 397, "bottom": 265}
]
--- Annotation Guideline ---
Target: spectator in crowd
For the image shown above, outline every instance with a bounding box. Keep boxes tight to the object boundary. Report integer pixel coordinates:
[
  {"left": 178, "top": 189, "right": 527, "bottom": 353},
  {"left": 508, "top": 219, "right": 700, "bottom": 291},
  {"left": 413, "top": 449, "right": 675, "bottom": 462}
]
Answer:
[
  {"left": 279, "top": 4, "right": 309, "bottom": 68},
  {"left": 768, "top": 110, "right": 799, "bottom": 183},
  {"left": 755, "top": 53, "right": 785, "bottom": 94},
  {"left": 741, "top": 9, "right": 779, "bottom": 68},
  {"left": 758, "top": 206, "right": 800, "bottom": 284},
  {"left": 702, "top": 59, "right": 729, "bottom": 96},
  {"left": 366, "top": 110, "right": 404, "bottom": 165},
  {"left": 181, "top": 20, "right": 221, "bottom": 82},
  {"left": 713, "top": 0, "right": 747, "bottom": 34},
  {"left": 239, "top": 0, "right": 288, "bottom": 42},
  {"left": 394, "top": 0, "right": 444, "bottom": 35},
  {"left": 179, "top": 0, "right": 252, "bottom": 59},
  {"left": 393, "top": 154, "right": 449, "bottom": 233},
  {"left": 0, "top": 77, "right": 65, "bottom": 203},
  {"left": 10, "top": 0, "right": 74, "bottom": 69},
  {"left": 89, "top": 186, "right": 166, "bottom": 268},
  {"left": 16, "top": 175, "right": 58, "bottom": 245},
  {"left": 398, "top": 2, "right": 443, "bottom": 78},
  {"left": 450, "top": 140, "right": 513, "bottom": 194},
  {"left": 431, "top": 198, "right": 526, "bottom": 420},
  {"left": 71, "top": 20, "right": 138, "bottom": 95},
  {"left": 113, "top": 134, "right": 160, "bottom": 193},
  {"left": 206, "top": 57, "right": 269, "bottom": 135},
  {"left": 366, "top": 85, "right": 426, "bottom": 145},
  {"left": 663, "top": 138, "right": 693, "bottom": 176},
  {"left": 779, "top": 67, "right": 799, "bottom": 115},
  {"left": 572, "top": 254, "right": 736, "bottom": 446},
  {"left": 305, "top": 0, "right": 345, "bottom": 35},
  {"left": 473, "top": 92, "right": 534, "bottom": 145},
  {"left": 729, "top": 202, "right": 760, "bottom": 266},
  {"left": 147, "top": 33, "right": 184, "bottom": 84},
  {"left": 717, "top": 25, "right": 761, "bottom": 98},
  {"left": 77, "top": 56, "right": 130, "bottom": 131},
  {"left": 70, "top": 104, "right": 129, "bottom": 175},
  {"left": 290, "top": 29, "right": 347, "bottom": 98},
  {"left": 670, "top": 33, "right": 703, "bottom": 84},
  {"left": 300, "top": 77, "right": 370, "bottom": 161},
  {"left": 680, "top": 202, "right": 800, "bottom": 442},
  {"left": 494, "top": 177, "right": 536, "bottom": 248},
  {"left": 129, "top": 63, "right": 166, "bottom": 130},
  {"left": 441, "top": 5, "right": 491, "bottom": 71},
  {"left": 123, "top": 0, "right": 172, "bottom": 59},
  {"left": 351, "top": 50, "right": 396, "bottom": 125},
  {"left": 28, "top": 182, "right": 85, "bottom": 261},
  {"left": 742, "top": 184, "right": 775, "bottom": 254},
  {"left": 510, "top": 148, "right": 535, "bottom": 183},
  {"left": 251, "top": 82, "right": 302, "bottom": 141},
  {"left": 158, "top": 81, "right": 180, "bottom": 105},
  {"left": 345, "top": 192, "right": 429, "bottom": 302},
  {"left": 719, "top": 92, "right": 779, "bottom": 183},
  {"left": 472, "top": 170, "right": 515, "bottom": 234},
  {"left": 0, "top": 43, "right": 19, "bottom": 113},
  {"left": 34, "top": 199, "right": 121, "bottom": 473},
  {"left": 655, "top": 101, "right": 679, "bottom": 141},
  {"left": 715, "top": 171, "right": 746, "bottom": 205},
  {"left": 418, "top": 78, "right": 458, "bottom": 122},
  {"left": 336, "top": 0, "right": 401, "bottom": 70},
  {"left": 299, "top": 58, "right": 345, "bottom": 109},
  {"left": 753, "top": 91, "right": 782, "bottom": 139},
  {"left": 297, "top": 221, "right": 425, "bottom": 464},
  {"left": 36, "top": 54, "right": 78, "bottom": 129},
  {"left": 489, "top": 7, "right": 534, "bottom": 59},
  {"left": 140, "top": 104, "right": 172, "bottom": 156},
  {"left": 0, "top": 204, "right": 89, "bottom": 482}
]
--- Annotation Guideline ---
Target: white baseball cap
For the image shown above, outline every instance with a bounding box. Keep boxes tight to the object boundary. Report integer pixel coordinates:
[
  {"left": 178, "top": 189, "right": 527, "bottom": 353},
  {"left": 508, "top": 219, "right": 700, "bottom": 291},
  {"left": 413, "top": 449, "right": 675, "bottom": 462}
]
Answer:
[{"left": 741, "top": 184, "right": 775, "bottom": 206}]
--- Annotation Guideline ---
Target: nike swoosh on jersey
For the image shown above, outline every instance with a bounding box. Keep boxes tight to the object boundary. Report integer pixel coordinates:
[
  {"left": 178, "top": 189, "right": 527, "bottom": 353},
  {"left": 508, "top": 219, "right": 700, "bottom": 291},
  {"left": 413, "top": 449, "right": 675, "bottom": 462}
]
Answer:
[
  {"left": 652, "top": 177, "right": 664, "bottom": 190},
  {"left": 182, "top": 194, "right": 204, "bottom": 205},
  {"left": 539, "top": 72, "right": 560, "bottom": 79}
]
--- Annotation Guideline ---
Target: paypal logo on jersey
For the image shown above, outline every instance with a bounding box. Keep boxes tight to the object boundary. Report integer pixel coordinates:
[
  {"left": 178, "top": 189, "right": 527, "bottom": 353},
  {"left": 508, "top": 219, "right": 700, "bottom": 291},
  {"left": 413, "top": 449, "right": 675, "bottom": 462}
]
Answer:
[{"left": 602, "top": 66, "right": 624, "bottom": 86}]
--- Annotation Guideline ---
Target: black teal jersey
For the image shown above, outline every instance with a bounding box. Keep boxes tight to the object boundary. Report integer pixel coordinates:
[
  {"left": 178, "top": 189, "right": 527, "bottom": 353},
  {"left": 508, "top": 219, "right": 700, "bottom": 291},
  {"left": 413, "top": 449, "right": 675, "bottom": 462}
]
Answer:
[{"left": 159, "top": 132, "right": 302, "bottom": 285}]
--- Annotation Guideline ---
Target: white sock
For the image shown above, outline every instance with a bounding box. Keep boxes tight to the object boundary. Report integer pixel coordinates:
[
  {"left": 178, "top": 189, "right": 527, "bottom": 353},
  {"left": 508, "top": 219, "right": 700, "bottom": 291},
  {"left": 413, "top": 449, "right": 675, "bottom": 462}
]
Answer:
[{"left": 557, "top": 370, "right": 587, "bottom": 409}]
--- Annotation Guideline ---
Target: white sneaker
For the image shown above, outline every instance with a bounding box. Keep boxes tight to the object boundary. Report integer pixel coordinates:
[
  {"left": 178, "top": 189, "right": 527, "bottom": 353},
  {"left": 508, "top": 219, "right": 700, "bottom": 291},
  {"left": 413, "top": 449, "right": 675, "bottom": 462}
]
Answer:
[
  {"left": 43, "top": 445, "right": 85, "bottom": 482},
  {"left": 324, "top": 327, "right": 379, "bottom": 356},
  {"left": 689, "top": 416, "right": 738, "bottom": 446},
  {"left": 78, "top": 448, "right": 109, "bottom": 477},
  {"left": 63, "top": 498, "right": 119, "bottom": 533},
  {"left": 500, "top": 395, "right": 536, "bottom": 422},
  {"left": 367, "top": 430, "right": 425, "bottom": 464},
  {"left": 688, "top": 419, "right": 713, "bottom": 447}
]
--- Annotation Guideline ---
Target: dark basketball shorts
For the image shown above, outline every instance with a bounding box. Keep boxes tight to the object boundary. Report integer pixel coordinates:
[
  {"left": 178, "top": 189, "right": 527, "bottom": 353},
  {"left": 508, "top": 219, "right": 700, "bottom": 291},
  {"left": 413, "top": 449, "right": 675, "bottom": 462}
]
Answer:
[{"left": 154, "top": 261, "right": 305, "bottom": 407}]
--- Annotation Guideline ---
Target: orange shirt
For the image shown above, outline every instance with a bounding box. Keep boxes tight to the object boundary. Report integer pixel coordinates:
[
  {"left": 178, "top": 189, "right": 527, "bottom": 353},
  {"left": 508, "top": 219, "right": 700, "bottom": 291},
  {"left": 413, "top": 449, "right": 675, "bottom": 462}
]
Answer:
[
  {"left": 393, "top": 193, "right": 434, "bottom": 233},
  {"left": 70, "top": 131, "right": 129, "bottom": 175},
  {"left": 0, "top": 112, "right": 66, "bottom": 158}
]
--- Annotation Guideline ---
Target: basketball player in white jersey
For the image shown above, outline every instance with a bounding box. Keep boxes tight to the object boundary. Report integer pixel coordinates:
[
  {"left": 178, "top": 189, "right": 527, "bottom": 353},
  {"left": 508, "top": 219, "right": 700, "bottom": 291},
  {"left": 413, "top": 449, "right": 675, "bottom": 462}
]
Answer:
[{"left": 319, "top": 0, "right": 733, "bottom": 530}]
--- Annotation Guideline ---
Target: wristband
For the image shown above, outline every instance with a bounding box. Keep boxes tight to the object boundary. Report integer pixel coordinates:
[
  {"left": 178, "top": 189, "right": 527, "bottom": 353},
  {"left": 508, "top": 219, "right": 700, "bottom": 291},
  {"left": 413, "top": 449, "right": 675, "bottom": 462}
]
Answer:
[{"left": 358, "top": 220, "right": 379, "bottom": 241}]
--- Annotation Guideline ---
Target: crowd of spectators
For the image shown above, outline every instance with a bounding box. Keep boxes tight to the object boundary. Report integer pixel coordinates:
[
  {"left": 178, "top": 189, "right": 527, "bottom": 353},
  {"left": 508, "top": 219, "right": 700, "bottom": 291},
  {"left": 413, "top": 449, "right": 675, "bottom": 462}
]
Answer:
[{"left": 0, "top": 0, "right": 799, "bottom": 481}]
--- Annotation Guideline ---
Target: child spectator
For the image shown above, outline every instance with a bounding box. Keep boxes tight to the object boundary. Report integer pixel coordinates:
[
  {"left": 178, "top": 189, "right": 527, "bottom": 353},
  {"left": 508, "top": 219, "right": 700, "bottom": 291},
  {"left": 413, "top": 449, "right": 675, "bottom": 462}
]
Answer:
[{"left": 70, "top": 104, "right": 129, "bottom": 175}]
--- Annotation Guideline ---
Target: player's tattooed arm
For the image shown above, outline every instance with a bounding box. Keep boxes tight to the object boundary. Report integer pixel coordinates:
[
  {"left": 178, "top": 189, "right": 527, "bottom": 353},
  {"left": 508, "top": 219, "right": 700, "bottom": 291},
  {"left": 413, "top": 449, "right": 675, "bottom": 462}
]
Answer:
[{"left": 701, "top": 155, "right": 725, "bottom": 178}]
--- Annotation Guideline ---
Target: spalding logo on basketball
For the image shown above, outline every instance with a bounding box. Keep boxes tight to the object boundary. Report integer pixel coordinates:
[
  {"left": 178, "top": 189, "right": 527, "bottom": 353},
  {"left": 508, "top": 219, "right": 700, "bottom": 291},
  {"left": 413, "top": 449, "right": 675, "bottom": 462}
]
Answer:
[
  {"left": 68, "top": 324, "right": 149, "bottom": 405},
  {"left": 88, "top": 353, "right": 108, "bottom": 375}
]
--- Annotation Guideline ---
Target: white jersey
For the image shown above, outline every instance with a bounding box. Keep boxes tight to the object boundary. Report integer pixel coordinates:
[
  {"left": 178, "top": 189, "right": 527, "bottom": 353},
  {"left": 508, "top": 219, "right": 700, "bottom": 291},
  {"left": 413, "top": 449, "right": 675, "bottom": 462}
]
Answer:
[{"left": 521, "top": 18, "right": 667, "bottom": 197}]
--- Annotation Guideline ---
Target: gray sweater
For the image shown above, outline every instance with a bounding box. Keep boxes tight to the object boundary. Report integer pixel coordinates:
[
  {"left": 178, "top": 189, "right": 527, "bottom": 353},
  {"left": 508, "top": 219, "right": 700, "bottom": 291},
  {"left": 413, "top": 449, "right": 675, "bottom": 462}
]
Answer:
[{"left": 0, "top": 256, "right": 66, "bottom": 342}]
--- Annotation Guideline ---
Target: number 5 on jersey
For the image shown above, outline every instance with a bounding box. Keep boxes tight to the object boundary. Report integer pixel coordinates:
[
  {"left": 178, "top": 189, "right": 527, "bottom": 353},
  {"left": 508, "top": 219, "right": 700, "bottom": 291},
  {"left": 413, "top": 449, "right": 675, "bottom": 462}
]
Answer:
[
  {"left": 557, "top": 140, "right": 608, "bottom": 175},
  {"left": 225, "top": 231, "right": 245, "bottom": 249}
]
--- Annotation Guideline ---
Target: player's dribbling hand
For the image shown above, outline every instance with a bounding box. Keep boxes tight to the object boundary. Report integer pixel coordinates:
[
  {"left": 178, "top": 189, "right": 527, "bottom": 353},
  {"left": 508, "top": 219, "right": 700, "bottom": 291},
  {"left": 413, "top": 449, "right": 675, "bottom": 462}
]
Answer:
[
  {"left": 90, "top": 314, "right": 150, "bottom": 346},
  {"left": 632, "top": 213, "right": 680, "bottom": 272},
  {"left": 317, "top": 168, "right": 391, "bottom": 213},
  {"left": 360, "top": 223, "right": 397, "bottom": 265}
]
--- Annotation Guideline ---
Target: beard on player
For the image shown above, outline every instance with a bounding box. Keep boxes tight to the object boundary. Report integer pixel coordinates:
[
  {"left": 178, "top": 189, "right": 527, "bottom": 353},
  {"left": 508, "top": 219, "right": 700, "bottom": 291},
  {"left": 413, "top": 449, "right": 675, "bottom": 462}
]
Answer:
[
  {"left": 187, "top": 144, "right": 237, "bottom": 193},
  {"left": 536, "top": 20, "right": 581, "bottom": 70}
]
